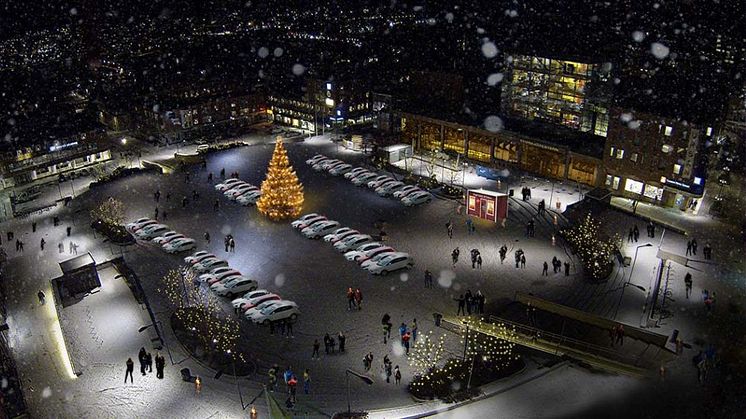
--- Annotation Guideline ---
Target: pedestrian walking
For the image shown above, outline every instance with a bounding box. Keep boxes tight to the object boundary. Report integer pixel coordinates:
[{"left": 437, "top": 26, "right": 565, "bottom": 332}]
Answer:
[
  {"left": 288, "top": 375, "right": 298, "bottom": 402},
  {"left": 312, "top": 339, "right": 320, "bottom": 359},
  {"left": 286, "top": 319, "right": 294, "bottom": 337},
  {"left": 476, "top": 255, "right": 482, "bottom": 269},
  {"left": 542, "top": 261, "right": 549, "bottom": 276},
  {"left": 347, "top": 287, "right": 356, "bottom": 310},
  {"left": 633, "top": 225, "right": 639, "bottom": 242},
  {"left": 616, "top": 325, "right": 625, "bottom": 346},
  {"left": 40, "top": 238, "right": 45, "bottom": 251},
  {"left": 411, "top": 319, "right": 418, "bottom": 344},
  {"left": 685, "top": 272, "right": 693, "bottom": 299},
  {"left": 564, "top": 261, "right": 570, "bottom": 276},
  {"left": 686, "top": 240, "right": 692, "bottom": 256},
  {"left": 703, "top": 243, "right": 712, "bottom": 260},
  {"left": 58, "top": 242, "right": 64, "bottom": 253},
  {"left": 363, "top": 352, "right": 373, "bottom": 372},
  {"left": 303, "top": 369, "right": 311, "bottom": 394},
  {"left": 125, "top": 358, "right": 134, "bottom": 383},
  {"left": 354, "top": 288, "right": 363, "bottom": 310},
  {"left": 17, "top": 240, "right": 24, "bottom": 252},
  {"left": 465, "top": 290, "right": 473, "bottom": 315},
  {"left": 520, "top": 254, "right": 526, "bottom": 269},
  {"left": 399, "top": 322, "right": 407, "bottom": 343},
  {"left": 155, "top": 353, "right": 165, "bottom": 379},
  {"left": 37, "top": 290, "right": 46, "bottom": 305},
  {"left": 477, "top": 290, "right": 485, "bottom": 314},
  {"left": 452, "top": 247, "right": 460, "bottom": 265},
  {"left": 66, "top": 226, "right": 72, "bottom": 237},
  {"left": 385, "top": 361, "right": 392, "bottom": 383},
  {"left": 499, "top": 245, "right": 507, "bottom": 264},
  {"left": 466, "top": 217, "right": 473, "bottom": 234},
  {"left": 224, "top": 236, "right": 230, "bottom": 252},
  {"left": 324, "top": 333, "right": 331, "bottom": 354},
  {"left": 154, "top": 207, "right": 159, "bottom": 220},
  {"left": 204, "top": 232, "right": 210, "bottom": 243},
  {"left": 268, "top": 365, "right": 279, "bottom": 391},
  {"left": 424, "top": 270, "right": 433, "bottom": 288},
  {"left": 182, "top": 197, "right": 188, "bottom": 208},
  {"left": 691, "top": 238, "right": 698, "bottom": 256},
  {"left": 446, "top": 220, "right": 454, "bottom": 239},
  {"left": 165, "top": 192, "right": 171, "bottom": 201},
  {"left": 402, "top": 331, "right": 411, "bottom": 354},
  {"left": 32, "top": 222, "right": 37, "bottom": 233},
  {"left": 229, "top": 238, "right": 235, "bottom": 252},
  {"left": 338, "top": 331, "right": 346, "bottom": 352},
  {"left": 138, "top": 347, "right": 147, "bottom": 375},
  {"left": 145, "top": 352, "right": 153, "bottom": 372},
  {"left": 394, "top": 365, "right": 401, "bottom": 385},
  {"left": 53, "top": 216, "right": 59, "bottom": 227},
  {"left": 455, "top": 294, "right": 466, "bottom": 316}
]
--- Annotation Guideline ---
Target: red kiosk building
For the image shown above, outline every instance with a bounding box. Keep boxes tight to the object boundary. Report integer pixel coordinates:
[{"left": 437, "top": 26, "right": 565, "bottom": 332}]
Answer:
[{"left": 467, "top": 189, "right": 508, "bottom": 222}]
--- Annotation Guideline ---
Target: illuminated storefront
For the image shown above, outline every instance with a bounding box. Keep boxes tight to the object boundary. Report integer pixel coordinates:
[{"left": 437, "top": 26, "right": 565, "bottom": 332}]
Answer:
[
  {"left": 443, "top": 127, "right": 465, "bottom": 154},
  {"left": 520, "top": 141, "right": 566, "bottom": 179}
]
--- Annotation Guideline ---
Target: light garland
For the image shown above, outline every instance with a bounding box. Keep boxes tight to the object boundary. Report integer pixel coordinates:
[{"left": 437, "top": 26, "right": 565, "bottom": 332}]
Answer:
[
  {"left": 561, "top": 213, "right": 619, "bottom": 280},
  {"left": 408, "top": 331, "right": 447, "bottom": 376},
  {"left": 256, "top": 138, "right": 305, "bottom": 221},
  {"left": 90, "top": 197, "right": 125, "bottom": 226},
  {"left": 157, "top": 267, "right": 244, "bottom": 361}
]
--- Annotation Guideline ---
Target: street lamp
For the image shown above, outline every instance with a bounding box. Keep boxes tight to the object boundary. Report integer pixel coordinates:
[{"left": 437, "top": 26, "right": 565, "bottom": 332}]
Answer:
[
  {"left": 613, "top": 243, "right": 653, "bottom": 319},
  {"left": 346, "top": 369, "right": 373, "bottom": 415},
  {"left": 214, "top": 350, "right": 252, "bottom": 410},
  {"left": 138, "top": 321, "right": 175, "bottom": 365}
]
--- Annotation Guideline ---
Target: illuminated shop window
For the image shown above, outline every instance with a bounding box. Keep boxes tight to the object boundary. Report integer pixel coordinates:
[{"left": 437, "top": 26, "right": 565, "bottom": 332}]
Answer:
[{"left": 624, "top": 179, "right": 644, "bottom": 194}]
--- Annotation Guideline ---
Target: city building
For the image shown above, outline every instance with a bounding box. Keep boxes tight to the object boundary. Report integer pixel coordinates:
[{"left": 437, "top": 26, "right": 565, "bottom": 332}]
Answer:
[
  {"left": 602, "top": 107, "right": 712, "bottom": 210},
  {"left": 501, "top": 54, "right": 612, "bottom": 138},
  {"left": 399, "top": 112, "right": 603, "bottom": 187}
]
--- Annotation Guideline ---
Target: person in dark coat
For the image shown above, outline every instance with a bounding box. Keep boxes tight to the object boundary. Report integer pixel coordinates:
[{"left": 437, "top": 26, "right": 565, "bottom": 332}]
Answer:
[
  {"left": 155, "top": 353, "right": 165, "bottom": 379},
  {"left": 338, "top": 332, "right": 346, "bottom": 352},
  {"left": 138, "top": 347, "right": 147, "bottom": 375},
  {"left": 125, "top": 358, "right": 134, "bottom": 383},
  {"left": 145, "top": 352, "right": 153, "bottom": 372},
  {"left": 564, "top": 261, "right": 570, "bottom": 276},
  {"left": 455, "top": 295, "right": 466, "bottom": 315}
]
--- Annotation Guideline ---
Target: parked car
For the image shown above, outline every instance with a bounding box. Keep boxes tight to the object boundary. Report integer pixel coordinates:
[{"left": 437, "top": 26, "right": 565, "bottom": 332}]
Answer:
[
  {"left": 312, "top": 159, "right": 338, "bottom": 171},
  {"left": 243, "top": 300, "right": 284, "bottom": 318},
  {"left": 185, "top": 251, "right": 215, "bottom": 265},
  {"left": 306, "top": 154, "right": 327, "bottom": 165},
  {"left": 376, "top": 181, "right": 406, "bottom": 197},
  {"left": 343, "top": 242, "right": 384, "bottom": 261},
  {"left": 344, "top": 167, "right": 369, "bottom": 179},
  {"left": 367, "top": 176, "right": 395, "bottom": 189},
  {"left": 237, "top": 191, "right": 262, "bottom": 205},
  {"left": 153, "top": 231, "right": 184, "bottom": 245},
  {"left": 324, "top": 228, "right": 359, "bottom": 243},
  {"left": 333, "top": 234, "right": 374, "bottom": 252},
  {"left": 215, "top": 178, "right": 244, "bottom": 191},
  {"left": 291, "top": 214, "right": 327, "bottom": 229},
  {"left": 301, "top": 220, "right": 341, "bottom": 239},
  {"left": 363, "top": 252, "right": 414, "bottom": 275},
  {"left": 163, "top": 238, "right": 196, "bottom": 253},
  {"left": 126, "top": 218, "right": 155, "bottom": 232},
  {"left": 231, "top": 289, "right": 273, "bottom": 311},
  {"left": 393, "top": 185, "right": 423, "bottom": 199},
  {"left": 401, "top": 191, "right": 433, "bottom": 206},
  {"left": 191, "top": 258, "right": 229, "bottom": 274},
  {"left": 351, "top": 172, "right": 378, "bottom": 186},
  {"left": 225, "top": 184, "right": 257, "bottom": 198},
  {"left": 135, "top": 224, "right": 170, "bottom": 240},
  {"left": 355, "top": 246, "right": 396, "bottom": 264},
  {"left": 319, "top": 159, "right": 343, "bottom": 170},
  {"left": 211, "top": 276, "right": 259, "bottom": 297},
  {"left": 200, "top": 267, "right": 242, "bottom": 283},
  {"left": 291, "top": 213, "right": 322, "bottom": 227},
  {"left": 328, "top": 163, "right": 352, "bottom": 176},
  {"left": 238, "top": 293, "right": 282, "bottom": 312},
  {"left": 247, "top": 301, "right": 300, "bottom": 325}
]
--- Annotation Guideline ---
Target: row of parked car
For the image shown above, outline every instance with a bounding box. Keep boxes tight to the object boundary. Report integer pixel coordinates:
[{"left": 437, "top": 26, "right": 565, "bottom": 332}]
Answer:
[
  {"left": 125, "top": 218, "right": 197, "bottom": 253},
  {"left": 291, "top": 213, "right": 414, "bottom": 275},
  {"left": 305, "top": 154, "right": 433, "bottom": 206},
  {"left": 214, "top": 178, "right": 263, "bottom": 206},
  {"left": 184, "top": 250, "right": 301, "bottom": 325}
]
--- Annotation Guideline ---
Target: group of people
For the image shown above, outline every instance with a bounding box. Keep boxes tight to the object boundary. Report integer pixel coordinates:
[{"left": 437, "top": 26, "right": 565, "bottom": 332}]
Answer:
[
  {"left": 520, "top": 186, "right": 532, "bottom": 201},
  {"left": 345, "top": 287, "right": 363, "bottom": 310},
  {"left": 267, "top": 365, "right": 310, "bottom": 406},
  {"left": 609, "top": 324, "right": 625, "bottom": 347},
  {"left": 224, "top": 234, "right": 236, "bottom": 252},
  {"left": 125, "top": 347, "right": 165, "bottom": 383},
  {"left": 315, "top": 332, "right": 346, "bottom": 357},
  {"left": 469, "top": 248, "right": 482, "bottom": 269},
  {"left": 685, "top": 238, "right": 713, "bottom": 260},
  {"left": 514, "top": 248, "right": 526, "bottom": 268},
  {"left": 525, "top": 220, "right": 536, "bottom": 237},
  {"left": 454, "top": 290, "right": 486, "bottom": 316},
  {"left": 627, "top": 225, "right": 641, "bottom": 242},
  {"left": 542, "top": 257, "right": 570, "bottom": 276}
]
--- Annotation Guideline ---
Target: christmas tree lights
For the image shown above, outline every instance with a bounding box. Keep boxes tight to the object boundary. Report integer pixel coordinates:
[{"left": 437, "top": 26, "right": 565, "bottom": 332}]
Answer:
[
  {"left": 256, "top": 138, "right": 304, "bottom": 220},
  {"left": 90, "top": 197, "right": 125, "bottom": 226},
  {"left": 408, "top": 331, "right": 447, "bottom": 375}
]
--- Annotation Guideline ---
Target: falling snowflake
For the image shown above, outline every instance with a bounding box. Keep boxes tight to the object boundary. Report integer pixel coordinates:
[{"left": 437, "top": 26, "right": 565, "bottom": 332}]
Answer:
[
  {"left": 292, "top": 64, "right": 305, "bottom": 76},
  {"left": 274, "top": 273, "right": 286, "bottom": 287},
  {"left": 487, "top": 73, "right": 504, "bottom": 86},
  {"left": 620, "top": 113, "right": 634, "bottom": 123},
  {"left": 481, "top": 42, "right": 498, "bottom": 59},
  {"left": 258, "top": 47, "right": 269, "bottom": 58},
  {"left": 632, "top": 31, "right": 645, "bottom": 42},
  {"left": 273, "top": 47, "right": 284, "bottom": 57},
  {"left": 438, "top": 270, "right": 455, "bottom": 288},
  {"left": 650, "top": 42, "right": 670, "bottom": 59},
  {"left": 484, "top": 115, "right": 504, "bottom": 132},
  {"left": 399, "top": 272, "right": 409, "bottom": 282}
]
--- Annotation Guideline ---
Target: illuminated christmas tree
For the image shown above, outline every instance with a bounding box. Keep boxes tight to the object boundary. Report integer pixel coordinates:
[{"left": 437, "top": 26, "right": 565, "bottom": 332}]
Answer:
[
  {"left": 256, "top": 138, "right": 304, "bottom": 220},
  {"left": 562, "top": 213, "right": 618, "bottom": 281}
]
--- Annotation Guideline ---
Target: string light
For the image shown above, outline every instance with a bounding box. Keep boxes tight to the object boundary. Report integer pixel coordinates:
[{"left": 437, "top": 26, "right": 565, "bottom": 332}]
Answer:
[
  {"left": 560, "top": 213, "right": 618, "bottom": 280},
  {"left": 256, "top": 138, "right": 305, "bottom": 220},
  {"left": 90, "top": 197, "right": 125, "bottom": 226},
  {"left": 157, "top": 267, "right": 244, "bottom": 362}
]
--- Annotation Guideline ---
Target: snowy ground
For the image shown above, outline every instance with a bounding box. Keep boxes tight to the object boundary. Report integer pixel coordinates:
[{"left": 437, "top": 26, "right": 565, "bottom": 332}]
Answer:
[{"left": 2, "top": 133, "right": 744, "bottom": 418}]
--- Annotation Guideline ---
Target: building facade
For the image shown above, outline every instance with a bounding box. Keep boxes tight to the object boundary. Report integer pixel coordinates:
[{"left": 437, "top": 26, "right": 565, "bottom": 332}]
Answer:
[
  {"left": 400, "top": 113, "right": 602, "bottom": 187},
  {"left": 603, "top": 107, "right": 711, "bottom": 210},
  {"left": 502, "top": 54, "right": 611, "bottom": 137}
]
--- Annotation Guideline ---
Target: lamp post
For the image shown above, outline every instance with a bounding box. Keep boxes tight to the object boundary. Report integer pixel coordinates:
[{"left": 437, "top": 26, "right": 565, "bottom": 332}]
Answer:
[
  {"left": 613, "top": 243, "right": 653, "bottom": 319},
  {"left": 345, "top": 369, "right": 373, "bottom": 415},
  {"left": 138, "top": 321, "right": 174, "bottom": 365}
]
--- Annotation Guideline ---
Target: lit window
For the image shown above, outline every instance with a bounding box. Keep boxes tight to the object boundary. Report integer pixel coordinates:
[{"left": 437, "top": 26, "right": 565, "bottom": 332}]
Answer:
[
  {"left": 694, "top": 177, "right": 702, "bottom": 185},
  {"left": 664, "top": 126, "right": 673, "bottom": 136},
  {"left": 706, "top": 127, "right": 712, "bottom": 136},
  {"left": 615, "top": 149, "right": 625, "bottom": 159},
  {"left": 624, "top": 179, "right": 644, "bottom": 194},
  {"left": 673, "top": 164, "right": 682, "bottom": 175},
  {"left": 630, "top": 153, "right": 638, "bottom": 163},
  {"left": 660, "top": 176, "right": 667, "bottom": 183},
  {"left": 326, "top": 83, "right": 332, "bottom": 90},
  {"left": 661, "top": 144, "right": 673, "bottom": 153}
]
